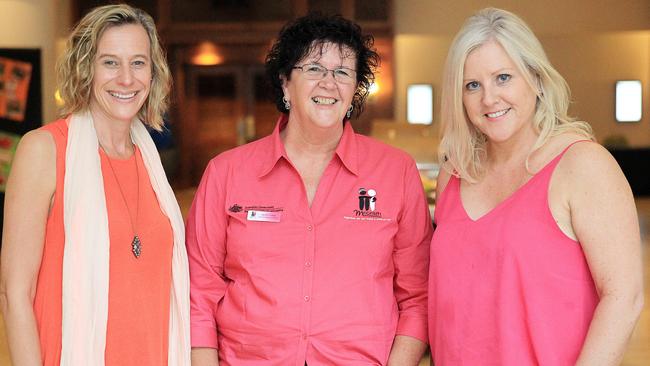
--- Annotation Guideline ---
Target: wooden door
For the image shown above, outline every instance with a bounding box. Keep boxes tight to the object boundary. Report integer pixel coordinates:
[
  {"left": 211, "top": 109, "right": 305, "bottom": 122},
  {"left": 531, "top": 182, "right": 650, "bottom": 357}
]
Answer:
[{"left": 179, "top": 64, "right": 276, "bottom": 186}]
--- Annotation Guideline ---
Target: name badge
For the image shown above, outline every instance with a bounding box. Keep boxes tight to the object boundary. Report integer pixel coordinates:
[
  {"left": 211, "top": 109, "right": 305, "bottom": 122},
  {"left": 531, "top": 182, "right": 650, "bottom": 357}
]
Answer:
[{"left": 247, "top": 210, "right": 282, "bottom": 223}]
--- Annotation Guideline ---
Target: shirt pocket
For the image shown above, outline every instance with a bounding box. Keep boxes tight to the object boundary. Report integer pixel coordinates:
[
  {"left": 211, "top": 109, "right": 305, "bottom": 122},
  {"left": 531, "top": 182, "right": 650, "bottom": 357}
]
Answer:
[{"left": 225, "top": 208, "right": 302, "bottom": 263}]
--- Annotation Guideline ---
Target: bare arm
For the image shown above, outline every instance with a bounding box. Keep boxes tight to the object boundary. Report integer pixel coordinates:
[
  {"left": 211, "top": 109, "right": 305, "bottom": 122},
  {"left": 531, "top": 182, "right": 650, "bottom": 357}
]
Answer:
[
  {"left": 191, "top": 347, "right": 219, "bottom": 366},
  {"left": 0, "top": 130, "right": 56, "bottom": 365},
  {"left": 558, "top": 143, "right": 643, "bottom": 365},
  {"left": 387, "top": 335, "right": 428, "bottom": 366}
]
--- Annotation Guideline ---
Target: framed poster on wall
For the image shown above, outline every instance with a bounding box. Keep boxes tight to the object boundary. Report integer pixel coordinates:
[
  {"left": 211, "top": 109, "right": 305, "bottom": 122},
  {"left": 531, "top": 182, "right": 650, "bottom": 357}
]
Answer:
[
  {"left": 0, "top": 48, "right": 42, "bottom": 239},
  {"left": 0, "top": 48, "right": 42, "bottom": 134},
  {"left": 0, "top": 56, "right": 33, "bottom": 122}
]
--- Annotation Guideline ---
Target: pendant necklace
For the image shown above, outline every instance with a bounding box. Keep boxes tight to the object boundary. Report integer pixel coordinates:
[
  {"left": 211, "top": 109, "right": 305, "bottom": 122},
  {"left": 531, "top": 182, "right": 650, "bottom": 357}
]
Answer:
[{"left": 101, "top": 144, "right": 142, "bottom": 258}]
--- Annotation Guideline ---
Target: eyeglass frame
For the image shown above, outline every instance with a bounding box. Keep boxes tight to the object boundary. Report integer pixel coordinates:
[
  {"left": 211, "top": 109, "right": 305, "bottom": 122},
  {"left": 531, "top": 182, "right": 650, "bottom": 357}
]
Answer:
[{"left": 291, "top": 63, "right": 358, "bottom": 84}]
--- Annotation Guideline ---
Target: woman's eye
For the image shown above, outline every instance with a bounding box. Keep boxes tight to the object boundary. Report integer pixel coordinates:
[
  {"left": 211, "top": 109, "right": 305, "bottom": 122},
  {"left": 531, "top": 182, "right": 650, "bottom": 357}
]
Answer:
[
  {"left": 465, "top": 81, "right": 480, "bottom": 91},
  {"left": 103, "top": 60, "right": 118, "bottom": 67},
  {"left": 306, "top": 65, "right": 324, "bottom": 73},
  {"left": 132, "top": 60, "right": 146, "bottom": 67},
  {"left": 334, "top": 69, "right": 352, "bottom": 78},
  {"left": 497, "top": 74, "right": 511, "bottom": 83}
]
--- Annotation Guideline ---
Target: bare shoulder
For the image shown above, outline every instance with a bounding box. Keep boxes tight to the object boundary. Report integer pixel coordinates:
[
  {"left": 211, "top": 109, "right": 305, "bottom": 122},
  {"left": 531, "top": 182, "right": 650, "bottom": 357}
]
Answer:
[
  {"left": 554, "top": 136, "right": 628, "bottom": 193},
  {"left": 16, "top": 129, "right": 56, "bottom": 158},
  {"left": 7, "top": 129, "right": 57, "bottom": 192},
  {"left": 558, "top": 139, "right": 620, "bottom": 176}
]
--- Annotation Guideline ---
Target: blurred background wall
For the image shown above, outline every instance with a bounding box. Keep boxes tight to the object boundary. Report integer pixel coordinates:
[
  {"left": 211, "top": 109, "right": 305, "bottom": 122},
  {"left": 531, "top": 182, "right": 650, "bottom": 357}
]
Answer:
[{"left": 0, "top": 0, "right": 648, "bottom": 177}]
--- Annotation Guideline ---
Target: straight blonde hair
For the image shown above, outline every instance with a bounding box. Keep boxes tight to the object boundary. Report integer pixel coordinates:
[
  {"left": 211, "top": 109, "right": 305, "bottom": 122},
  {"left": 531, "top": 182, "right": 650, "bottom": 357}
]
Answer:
[
  {"left": 439, "top": 8, "right": 593, "bottom": 182},
  {"left": 57, "top": 4, "right": 171, "bottom": 130}
]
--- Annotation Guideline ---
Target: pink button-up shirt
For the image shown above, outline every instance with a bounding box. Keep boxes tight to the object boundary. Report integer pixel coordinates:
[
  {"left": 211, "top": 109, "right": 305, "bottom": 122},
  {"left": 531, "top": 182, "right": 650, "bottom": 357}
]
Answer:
[{"left": 186, "top": 116, "right": 432, "bottom": 366}]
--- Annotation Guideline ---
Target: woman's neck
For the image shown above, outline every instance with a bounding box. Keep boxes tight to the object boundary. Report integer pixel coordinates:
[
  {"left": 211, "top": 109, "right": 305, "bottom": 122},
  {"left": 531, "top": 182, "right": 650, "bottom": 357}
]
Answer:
[
  {"left": 280, "top": 118, "right": 342, "bottom": 158},
  {"left": 90, "top": 108, "right": 134, "bottom": 159},
  {"left": 485, "top": 127, "right": 538, "bottom": 169}
]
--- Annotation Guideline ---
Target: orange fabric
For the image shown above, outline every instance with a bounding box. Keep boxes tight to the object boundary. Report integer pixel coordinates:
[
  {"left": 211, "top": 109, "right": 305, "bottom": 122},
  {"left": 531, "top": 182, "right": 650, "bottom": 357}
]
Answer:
[{"left": 33, "top": 118, "right": 173, "bottom": 365}]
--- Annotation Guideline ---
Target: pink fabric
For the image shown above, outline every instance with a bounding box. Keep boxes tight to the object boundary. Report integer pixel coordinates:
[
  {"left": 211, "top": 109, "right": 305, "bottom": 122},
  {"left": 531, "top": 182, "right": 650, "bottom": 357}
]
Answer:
[
  {"left": 186, "top": 115, "right": 432, "bottom": 366},
  {"left": 429, "top": 142, "right": 599, "bottom": 366}
]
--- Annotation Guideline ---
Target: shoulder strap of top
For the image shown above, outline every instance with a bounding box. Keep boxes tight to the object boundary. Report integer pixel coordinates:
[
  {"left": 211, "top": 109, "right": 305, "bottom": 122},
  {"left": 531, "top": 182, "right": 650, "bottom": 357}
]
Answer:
[
  {"left": 558, "top": 139, "right": 592, "bottom": 158},
  {"left": 534, "top": 139, "right": 592, "bottom": 186},
  {"left": 40, "top": 118, "right": 68, "bottom": 146},
  {"left": 544, "top": 139, "right": 591, "bottom": 172},
  {"left": 433, "top": 174, "right": 460, "bottom": 224}
]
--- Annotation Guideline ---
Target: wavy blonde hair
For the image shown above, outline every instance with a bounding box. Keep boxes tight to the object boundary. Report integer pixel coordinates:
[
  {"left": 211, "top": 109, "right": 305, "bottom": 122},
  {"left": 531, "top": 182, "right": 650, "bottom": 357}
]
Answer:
[
  {"left": 56, "top": 4, "right": 170, "bottom": 130},
  {"left": 439, "top": 8, "right": 593, "bottom": 182}
]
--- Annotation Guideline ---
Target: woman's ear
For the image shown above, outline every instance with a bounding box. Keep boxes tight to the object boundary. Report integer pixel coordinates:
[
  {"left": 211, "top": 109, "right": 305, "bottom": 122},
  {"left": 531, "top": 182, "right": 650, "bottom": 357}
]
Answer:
[
  {"left": 280, "top": 75, "right": 291, "bottom": 100},
  {"left": 280, "top": 74, "right": 288, "bottom": 89}
]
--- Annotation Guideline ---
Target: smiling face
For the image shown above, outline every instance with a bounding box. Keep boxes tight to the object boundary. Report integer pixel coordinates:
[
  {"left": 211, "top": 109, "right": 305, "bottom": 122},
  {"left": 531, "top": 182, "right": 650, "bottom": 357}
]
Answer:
[
  {"left": 462, "top": 40, "right": 538, "bottom": 146},
  {"left": 282, "top": 41, "right": 357, "bottom": 132},
  {"left": 89, "top": 24, "right": 151, "bottom": 125}
]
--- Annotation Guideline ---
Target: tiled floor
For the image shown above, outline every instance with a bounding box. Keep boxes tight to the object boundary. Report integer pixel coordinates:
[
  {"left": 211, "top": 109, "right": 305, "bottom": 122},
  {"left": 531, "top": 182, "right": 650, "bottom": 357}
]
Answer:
[{"left": 1, "top": 195, "right": 649, "bottom": 365}]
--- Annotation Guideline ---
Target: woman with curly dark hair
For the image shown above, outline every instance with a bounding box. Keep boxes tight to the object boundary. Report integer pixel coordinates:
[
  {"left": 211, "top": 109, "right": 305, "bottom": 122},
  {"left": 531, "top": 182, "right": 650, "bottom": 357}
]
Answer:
[{"left": 186, "top": 13, "right": 432, "bottom": 366}]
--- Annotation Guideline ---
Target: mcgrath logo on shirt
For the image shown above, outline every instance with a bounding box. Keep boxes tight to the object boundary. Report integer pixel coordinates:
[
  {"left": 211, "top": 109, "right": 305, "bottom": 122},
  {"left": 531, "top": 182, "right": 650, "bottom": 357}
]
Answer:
[
  {"left": 343, "top": 187, "right": 392, "bottom": 222},
  {"left": 357, "top": 187, "right": 378, "bottom": 212}
]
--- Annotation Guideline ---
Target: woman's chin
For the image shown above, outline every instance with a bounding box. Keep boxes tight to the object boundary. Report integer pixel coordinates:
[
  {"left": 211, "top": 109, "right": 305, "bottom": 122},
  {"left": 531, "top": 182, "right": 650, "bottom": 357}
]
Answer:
[{"left": 305, "top": 113, "right": 346, "bottom": 129}]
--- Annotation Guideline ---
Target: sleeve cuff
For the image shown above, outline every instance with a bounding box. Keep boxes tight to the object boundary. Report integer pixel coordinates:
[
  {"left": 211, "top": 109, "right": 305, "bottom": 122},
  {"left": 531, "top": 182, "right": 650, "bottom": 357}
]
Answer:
[
  {"left": 396, "top": 313, "right": 428, "bottom": 344},
  {"left": 191, "top": 324, "right": 219, "bottom": 349}
]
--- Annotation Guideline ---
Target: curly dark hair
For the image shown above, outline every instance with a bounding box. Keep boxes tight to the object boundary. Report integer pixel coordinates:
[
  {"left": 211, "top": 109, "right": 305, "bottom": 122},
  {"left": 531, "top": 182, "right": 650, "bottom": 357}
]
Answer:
[{"left": 265, "top": 12, "right": 379, "bottom": 119}]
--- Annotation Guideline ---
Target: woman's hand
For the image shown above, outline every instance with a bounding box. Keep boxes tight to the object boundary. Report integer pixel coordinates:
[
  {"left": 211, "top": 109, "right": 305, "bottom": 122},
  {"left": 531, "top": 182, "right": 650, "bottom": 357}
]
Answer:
[
  {"left": 387, "top": 335, "right": 428, "bottom": 366},
  {"left": 191, "top": 347, "right": 219, "bottom": 366}
]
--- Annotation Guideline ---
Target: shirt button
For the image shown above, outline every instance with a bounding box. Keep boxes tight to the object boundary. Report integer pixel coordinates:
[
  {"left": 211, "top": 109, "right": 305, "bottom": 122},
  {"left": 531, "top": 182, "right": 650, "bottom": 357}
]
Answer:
[
  {"left": 305, "top": 261, "right": 312, "bottom": 267},
  {"left": 307, "top": 225, "right": 313, "bottom": 231},
  {"left": 302, "top": 334, "right": 308, "bottom": 340},
  {"left": 304, "top": 295, "right": 310, "bottom": 302}
]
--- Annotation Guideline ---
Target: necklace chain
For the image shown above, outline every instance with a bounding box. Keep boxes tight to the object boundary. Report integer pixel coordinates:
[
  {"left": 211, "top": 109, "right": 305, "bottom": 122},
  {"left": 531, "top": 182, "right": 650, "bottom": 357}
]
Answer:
[{"left": 100, "top": 144, "right": 142, "bottom": 258}]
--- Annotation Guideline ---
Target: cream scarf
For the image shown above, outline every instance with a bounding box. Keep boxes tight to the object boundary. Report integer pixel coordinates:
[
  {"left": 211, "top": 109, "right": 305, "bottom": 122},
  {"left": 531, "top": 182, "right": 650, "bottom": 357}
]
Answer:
[{"left": 60, "top": 111, "right": 190, "bottom": 365}]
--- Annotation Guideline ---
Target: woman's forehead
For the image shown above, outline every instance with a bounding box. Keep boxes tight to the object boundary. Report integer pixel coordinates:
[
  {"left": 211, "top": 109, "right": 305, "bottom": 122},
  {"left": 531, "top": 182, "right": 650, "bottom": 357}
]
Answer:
[{"left": 301, "top": 41, "right": 356, "bottom": 63}]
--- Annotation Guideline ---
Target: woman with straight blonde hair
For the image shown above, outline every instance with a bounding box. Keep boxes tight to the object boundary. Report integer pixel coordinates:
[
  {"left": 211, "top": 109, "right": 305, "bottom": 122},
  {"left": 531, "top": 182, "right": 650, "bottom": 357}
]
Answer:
[
  {"left": 429, "top": 7, "right": 643, "bottom": 365},
  {"left": 0, "top": 4, "right": 190, "bottom": 365}
]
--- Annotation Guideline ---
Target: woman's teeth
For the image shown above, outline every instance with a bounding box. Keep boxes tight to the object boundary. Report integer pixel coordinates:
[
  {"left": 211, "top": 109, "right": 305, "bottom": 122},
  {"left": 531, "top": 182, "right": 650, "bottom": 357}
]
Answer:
[
  {"left": 486, "top": 108, "right": 509, "bottom": 118},
  {"left": 312, "top": 97, "right": 336, "bottom": 105},
  {"left": 109, "top": 91, "right": 137, "bottom": 100}
]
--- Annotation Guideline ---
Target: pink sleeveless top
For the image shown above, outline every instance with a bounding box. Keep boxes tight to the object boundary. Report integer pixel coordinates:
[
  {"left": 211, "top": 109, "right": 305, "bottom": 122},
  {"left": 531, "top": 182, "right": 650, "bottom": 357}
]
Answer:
[{"left": 428, "top": 142, "right": 599, "bottom": 365}]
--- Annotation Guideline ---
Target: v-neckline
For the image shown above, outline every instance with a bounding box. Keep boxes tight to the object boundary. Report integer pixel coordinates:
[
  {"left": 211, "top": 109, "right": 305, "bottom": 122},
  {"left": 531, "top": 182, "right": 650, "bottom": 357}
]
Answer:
[{"left": 458, "top": 152, "right": 560, "bottom": 222}]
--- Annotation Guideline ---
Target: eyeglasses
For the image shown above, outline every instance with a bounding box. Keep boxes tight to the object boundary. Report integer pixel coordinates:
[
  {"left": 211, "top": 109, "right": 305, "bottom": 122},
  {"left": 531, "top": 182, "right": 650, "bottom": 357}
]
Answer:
[{"left": 292, "top": 63, "right": 357, "bottom": 84}]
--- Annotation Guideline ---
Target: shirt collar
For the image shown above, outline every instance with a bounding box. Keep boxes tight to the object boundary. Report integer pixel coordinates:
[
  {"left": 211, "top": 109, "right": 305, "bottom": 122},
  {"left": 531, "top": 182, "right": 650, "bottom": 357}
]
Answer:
[
  {"left": 257, "top": 114, "right": 290, "bottom": 178},
  {"left": 257, "top": 114, "right": 359, "bottom": 178},
  {"left": 334, "top": 120, "right": 359, "bottom": 176}
]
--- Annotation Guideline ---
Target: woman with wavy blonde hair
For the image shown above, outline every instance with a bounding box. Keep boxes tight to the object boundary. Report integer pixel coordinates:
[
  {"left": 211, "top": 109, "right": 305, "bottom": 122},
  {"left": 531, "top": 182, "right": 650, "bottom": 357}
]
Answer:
[
  {"left": 0, "top": 4, "right": 190, "bottom": 365},
  {"left": 429, "top": 7, "right": 642, "bottom": 365}
]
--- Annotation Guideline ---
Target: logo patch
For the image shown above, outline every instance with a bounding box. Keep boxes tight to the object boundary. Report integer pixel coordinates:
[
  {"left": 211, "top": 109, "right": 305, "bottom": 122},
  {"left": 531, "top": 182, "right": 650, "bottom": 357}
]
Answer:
[
  {"left": 344, "top": 187, "right": 391, "bottom": 222},
  {"left": 228, "top": 204, "right": 243, "bottom": 213},
  {"left": 358, "top": 187, "right": 377, "bottom": 211}
]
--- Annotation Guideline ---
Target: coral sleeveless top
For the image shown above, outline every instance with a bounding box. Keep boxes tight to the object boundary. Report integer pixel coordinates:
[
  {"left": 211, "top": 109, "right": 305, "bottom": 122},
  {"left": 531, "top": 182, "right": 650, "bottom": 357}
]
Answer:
[
  {"left": 428, "top": 141, "right": 599, "bottom": 365},
  {"left": 33, "top": 118, "right": 173, "bottom": 365}
]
